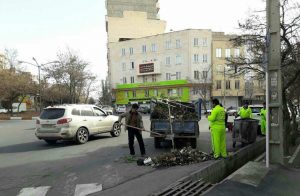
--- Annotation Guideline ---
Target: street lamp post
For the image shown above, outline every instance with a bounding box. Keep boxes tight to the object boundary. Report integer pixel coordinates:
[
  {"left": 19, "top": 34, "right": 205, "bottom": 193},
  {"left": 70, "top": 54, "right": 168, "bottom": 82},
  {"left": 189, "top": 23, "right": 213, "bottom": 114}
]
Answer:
[
  {"left": 19, "top": 58, "right": 59, "bottom": 112},
  {"left": 32, "top": 57, "right": 42, "bottom": 112}
]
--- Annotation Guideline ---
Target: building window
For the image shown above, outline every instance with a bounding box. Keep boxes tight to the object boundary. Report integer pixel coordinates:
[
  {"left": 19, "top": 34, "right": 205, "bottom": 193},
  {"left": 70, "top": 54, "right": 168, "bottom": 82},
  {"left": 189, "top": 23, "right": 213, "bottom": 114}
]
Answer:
[
  {"left": 194, "top": 38, "right": 198, "bottom": 46},
  {"left": 142, "top": 45, "right": 147, "bottom": 53},
  {"left": 176, "top": 39, "right": 181, "bottom": 48},
  {"left": 151, "top": 43, "right": 156, "bottom": 52},
  {"left": 132, "top": 91, "right": 136, "bottom": 98},
  {"left": 203, "top": 54, "right": 208, "bottom": 63},
  {"left": 234, "top": 49, "right": 240, "bottom": 58},
  {"left": 216, "top": 80, "right": 222, "bottom": 89},
  {"left": 152, "top": 75, "right": 156, "bottom": 82},
  {"left": 216, "top": 48, "right": 222, "bottom": 58},
  {"left": 125, "top": 91, "right": 129, "bottom": 98},
  {"left": 130, "top": 76, "right": 134, "bottom": 83},
  {"left": 166, "top": 56, "right": 171, "bottom": 65},
  {"left": 177, "top": 88, "right": 183, "bottom": 96},
  {"left": 123, "top": 77, "right": 127, "bottom": 84},
  {"left": 225, "top": 49, "right": 231, "bottom": 58},
  {"left": 154, "top": 89, "right": 158, "bottom": 96},
  {"left": 202, "top": 71, "right": 208, "bottom": 79},
  {"left": 176, "top": 72, "right": 181, "bottom": 80},
  {"left": 129, "top": 47, "right": 133, "bottom": 55},
  {"left": 166, "top": 73, "right": 171, "bottom": 80},
  {"left": 226, "top": 80, "right": 231, "bottom": 89},
  {"left": 145, "top": 90, "right": 149, "bottom": 97},
  {"left": 176, "top": 55, "right": 182, "bottom": 65},
  {"left": 142, "top": 76, "right": 147, "bottom": 83},
  {"left": 131, "top": 62, "right": 134, "bottom": 69},
  {"left": 202, "top": 38, "right": 207, "bottom": 47},
  {"left": 193, "top": 54, "right": 199, "bottom": 63},
  {"left": 165, "top": 40, "right": 171, "bottom": 49},
  {"left": 194, "top": 71, "right": 199, "bottom": 80},
  {"left": 235, "top": 80, "right": 240, "bottom": 89},
  {"left": 193, "top": 87, "right": 198, "bottom": 95},
  {"left": 121, "top": 48, "right": 126, "bottom": 56},
  {"left": 122, "top": 63, "right": 126, "bottom": 71}
]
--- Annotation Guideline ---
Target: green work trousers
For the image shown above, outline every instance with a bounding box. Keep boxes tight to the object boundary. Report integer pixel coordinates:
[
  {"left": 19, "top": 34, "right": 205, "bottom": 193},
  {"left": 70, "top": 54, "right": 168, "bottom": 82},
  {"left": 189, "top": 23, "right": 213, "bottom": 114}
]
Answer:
[
  {"left": 210, "top": 125, "right": 227, "bottom": 158},
  {"left": 261, "top": 120, "right": 266, "bottom": 135}
]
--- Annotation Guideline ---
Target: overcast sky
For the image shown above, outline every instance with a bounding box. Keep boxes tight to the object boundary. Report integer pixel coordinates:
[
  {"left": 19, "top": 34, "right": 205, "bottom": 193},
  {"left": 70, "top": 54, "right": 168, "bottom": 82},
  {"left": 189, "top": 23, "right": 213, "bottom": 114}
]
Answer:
[{"left": 0, "top": 0, "right": 265, "bottom": 81}]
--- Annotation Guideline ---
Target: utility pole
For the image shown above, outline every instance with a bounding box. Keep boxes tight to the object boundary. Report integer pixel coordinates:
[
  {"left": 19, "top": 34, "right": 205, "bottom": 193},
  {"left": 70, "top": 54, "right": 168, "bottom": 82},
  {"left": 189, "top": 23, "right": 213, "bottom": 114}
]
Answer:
[
  {"left": 266, "top": 0, "right": 285, "bottom": 165},
  {"left": 223, "top": 66, "right": 226, "bottom": 107}
]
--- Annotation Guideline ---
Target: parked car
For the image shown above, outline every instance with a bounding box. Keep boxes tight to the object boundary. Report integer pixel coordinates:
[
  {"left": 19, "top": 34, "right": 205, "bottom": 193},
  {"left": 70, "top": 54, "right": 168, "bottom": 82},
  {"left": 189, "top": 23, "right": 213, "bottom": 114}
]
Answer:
[
  {"left": 227, "top": 106, "right": 238, "bottom": 116},
  {"left": 35, "top": 104, "right": 121, "bottom": 145},
  {"left": 101, "top": 105, "right": 113, "bottom": 115},
  {"left": 0, "top": 108, "right": 8, "bottom": 113},
  {"left": 116, "top": 105, "right": 126, "bottom": 114},
  {"left": 249, "top": 105, "right": 263, "bottom": 122},
  {"left": 138, "top": 106, "right": 150, "bottom": 114}
]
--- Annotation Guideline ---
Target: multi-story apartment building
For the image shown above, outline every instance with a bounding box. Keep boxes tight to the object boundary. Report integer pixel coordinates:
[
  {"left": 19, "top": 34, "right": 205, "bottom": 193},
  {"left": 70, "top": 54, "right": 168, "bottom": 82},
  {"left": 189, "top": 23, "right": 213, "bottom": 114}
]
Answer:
[
  {"left": 109, "top": 29, "right": 212, "bottom": 105},
  {"left": 211, "top": 32, "right": 246, "bottom": 108},
  {"left": 106, "top": 0, "right": 166, "bottom": 103},
  {"left": 105, "top": 0, "right": 166, "bottom": 43}
]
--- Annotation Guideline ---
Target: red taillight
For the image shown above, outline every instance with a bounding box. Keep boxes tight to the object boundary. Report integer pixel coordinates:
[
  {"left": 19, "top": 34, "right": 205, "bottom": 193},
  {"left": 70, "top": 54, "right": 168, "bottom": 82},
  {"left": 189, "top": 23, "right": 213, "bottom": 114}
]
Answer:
[
  {"left": 57, "top": 118, "right": 72, "bottom": 125},
  {"left": 36, "top": 119, "right": 40, "bottom": 125}
]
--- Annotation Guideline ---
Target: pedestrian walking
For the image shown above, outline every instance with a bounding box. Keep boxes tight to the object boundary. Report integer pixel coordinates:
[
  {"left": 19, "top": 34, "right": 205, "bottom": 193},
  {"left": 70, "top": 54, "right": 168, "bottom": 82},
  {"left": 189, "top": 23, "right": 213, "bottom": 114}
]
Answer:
[
  {"left": 238, "top": 101, "right": 253, "bottom": 119},
  {"left": 260, "top": 102, "right": 267, "bottom": 135},
  {"left": 207, "top": 99, "right": 227, "bottom": 159},
  {"left": 118, "top": 104, "right": 146, "bottom": 156}
]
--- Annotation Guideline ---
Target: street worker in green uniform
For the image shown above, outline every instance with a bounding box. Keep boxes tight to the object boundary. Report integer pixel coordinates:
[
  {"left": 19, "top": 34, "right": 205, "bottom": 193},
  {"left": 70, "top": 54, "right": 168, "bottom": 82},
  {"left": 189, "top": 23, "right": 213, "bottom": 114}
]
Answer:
[
  {"left": 260, "top": 102, "right": 267, "bottom": 135},
  {"left": 207, "top": 99, "right": 227, "bottom": 159},
  {"left": 238, "top": 101, "right": 253, "bottom": 119}
]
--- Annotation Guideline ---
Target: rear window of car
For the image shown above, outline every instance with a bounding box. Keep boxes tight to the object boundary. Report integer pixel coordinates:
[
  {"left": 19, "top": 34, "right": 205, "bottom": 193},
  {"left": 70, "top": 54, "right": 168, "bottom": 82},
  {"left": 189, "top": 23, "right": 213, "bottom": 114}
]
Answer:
[{"left": 40, "top": 108, "right": 65, "bottom": 119}]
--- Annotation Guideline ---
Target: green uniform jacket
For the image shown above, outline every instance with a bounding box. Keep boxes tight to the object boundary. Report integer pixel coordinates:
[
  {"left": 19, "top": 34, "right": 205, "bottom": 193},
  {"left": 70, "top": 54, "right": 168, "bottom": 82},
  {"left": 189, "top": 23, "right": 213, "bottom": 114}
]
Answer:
[
  {"left": 208, "top": 105, "right": 226, "bottom": 128},
  {"left": 239, "top": 107, "right": 253, "bottom": 119},
  {"left": 260, "top": 108, "right": 266, "bottom": 121}
]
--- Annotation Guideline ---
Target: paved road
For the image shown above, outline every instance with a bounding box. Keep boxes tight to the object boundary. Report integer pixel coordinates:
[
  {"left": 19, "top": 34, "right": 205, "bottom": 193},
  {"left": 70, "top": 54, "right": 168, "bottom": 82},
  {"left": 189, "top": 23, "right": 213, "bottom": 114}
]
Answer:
[{"left": 0, "top": 116, "right": 217, "bottom": 196}]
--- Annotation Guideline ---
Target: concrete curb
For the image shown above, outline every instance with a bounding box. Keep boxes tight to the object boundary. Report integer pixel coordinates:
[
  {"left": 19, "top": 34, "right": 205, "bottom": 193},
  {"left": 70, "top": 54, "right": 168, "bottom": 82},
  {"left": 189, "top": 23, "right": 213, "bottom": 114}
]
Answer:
[
  {"left": 155, "top": 138, "right": 266, "bottom": 194},
  {"left": 10, "top": 117, "right": 22, "bottom": 120}
]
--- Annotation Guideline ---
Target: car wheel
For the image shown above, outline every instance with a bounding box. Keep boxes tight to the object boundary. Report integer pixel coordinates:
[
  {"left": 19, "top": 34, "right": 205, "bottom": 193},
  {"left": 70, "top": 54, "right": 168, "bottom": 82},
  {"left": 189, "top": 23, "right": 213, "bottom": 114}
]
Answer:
[
  {"left": 76, "top": 127, "right": 89, "bottom": 144},
  {"left": 111, "top": 123, "right": 121, "bottom": 137},
  {"left": 44, "top": 139, "right": 57, "bottom": 145}
]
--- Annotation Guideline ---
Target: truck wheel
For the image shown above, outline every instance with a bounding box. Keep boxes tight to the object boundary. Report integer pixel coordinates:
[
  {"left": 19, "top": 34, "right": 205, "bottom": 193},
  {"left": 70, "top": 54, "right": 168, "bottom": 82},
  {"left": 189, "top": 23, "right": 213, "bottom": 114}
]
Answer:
[
  {"left": 191, "top": 138, "right": 197, "bottom": 149},
  {"left": 154, "top": 137, "right": 161, "bottom": 148}
]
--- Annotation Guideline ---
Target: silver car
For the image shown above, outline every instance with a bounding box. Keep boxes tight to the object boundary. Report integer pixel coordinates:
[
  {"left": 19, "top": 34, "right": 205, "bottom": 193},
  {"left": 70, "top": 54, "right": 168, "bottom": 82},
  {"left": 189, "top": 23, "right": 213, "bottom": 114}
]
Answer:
[{"left": 35, "top": 104, "right": 121, "bottom": 144}]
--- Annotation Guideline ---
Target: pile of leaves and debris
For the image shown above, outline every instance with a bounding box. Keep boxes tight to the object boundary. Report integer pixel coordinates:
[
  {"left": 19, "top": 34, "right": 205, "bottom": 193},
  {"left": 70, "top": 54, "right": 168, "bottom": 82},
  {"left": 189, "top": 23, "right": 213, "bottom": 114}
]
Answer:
[
  {"left": 150, "top": 99, "right": 198, "bottom": 120},
  {"left": 141, "top": 147, "right": 213, "bottom": 168}
]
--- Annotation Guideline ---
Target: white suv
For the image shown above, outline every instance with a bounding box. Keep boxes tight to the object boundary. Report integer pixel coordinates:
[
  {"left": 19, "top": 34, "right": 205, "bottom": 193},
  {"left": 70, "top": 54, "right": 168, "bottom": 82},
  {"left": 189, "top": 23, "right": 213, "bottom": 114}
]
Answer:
[{"left": 35, "top": 104, "right": 121, "bottom": 144}]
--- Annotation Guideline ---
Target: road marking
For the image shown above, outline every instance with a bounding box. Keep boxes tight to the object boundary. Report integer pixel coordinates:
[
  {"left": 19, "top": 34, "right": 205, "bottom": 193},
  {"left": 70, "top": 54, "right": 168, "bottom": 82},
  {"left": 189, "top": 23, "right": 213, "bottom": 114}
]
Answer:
[
  {"left": 74, "top": 183, "right": 102, "bottom": 196},
  {"left": 17, "top": 186, "right": 51, "bottom": 196}
]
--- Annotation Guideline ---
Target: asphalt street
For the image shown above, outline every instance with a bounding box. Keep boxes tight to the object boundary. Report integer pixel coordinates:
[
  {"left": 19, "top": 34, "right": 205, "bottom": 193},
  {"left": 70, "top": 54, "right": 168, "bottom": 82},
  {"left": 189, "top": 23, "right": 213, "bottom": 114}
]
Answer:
[{"left": 0, "top": 115, "right": 226, "bottom": 196}]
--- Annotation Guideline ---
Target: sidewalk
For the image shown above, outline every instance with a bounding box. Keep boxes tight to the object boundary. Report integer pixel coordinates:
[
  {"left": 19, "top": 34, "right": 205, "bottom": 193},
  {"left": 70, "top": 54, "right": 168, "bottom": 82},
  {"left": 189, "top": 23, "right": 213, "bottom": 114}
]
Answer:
[{"left": 205, "top": 161, "right": 300, "bottom": 196}]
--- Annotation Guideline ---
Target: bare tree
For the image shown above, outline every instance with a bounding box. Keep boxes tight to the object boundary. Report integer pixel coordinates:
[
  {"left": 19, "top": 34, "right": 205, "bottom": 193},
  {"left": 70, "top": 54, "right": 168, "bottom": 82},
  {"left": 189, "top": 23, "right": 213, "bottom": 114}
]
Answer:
[
  {"left": 228, "top": 0, "right": 300, "bottom": 153},
  {"left": 45, "top": 49, "right": 94, "bottom": 104}
]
